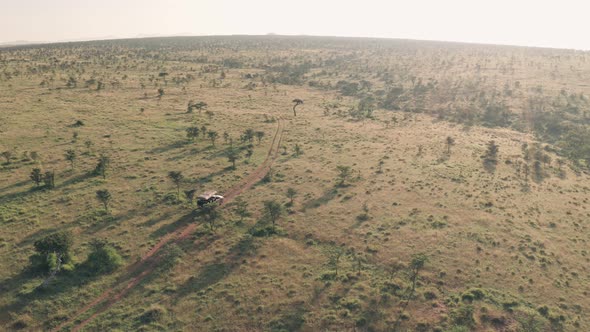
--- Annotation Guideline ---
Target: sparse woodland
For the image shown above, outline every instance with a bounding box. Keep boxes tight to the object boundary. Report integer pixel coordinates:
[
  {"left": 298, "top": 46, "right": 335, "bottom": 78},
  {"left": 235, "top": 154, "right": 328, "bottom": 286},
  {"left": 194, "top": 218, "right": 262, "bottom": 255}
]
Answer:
[{"left": 2, "top": 36, "right": 590, "bottom": 331}]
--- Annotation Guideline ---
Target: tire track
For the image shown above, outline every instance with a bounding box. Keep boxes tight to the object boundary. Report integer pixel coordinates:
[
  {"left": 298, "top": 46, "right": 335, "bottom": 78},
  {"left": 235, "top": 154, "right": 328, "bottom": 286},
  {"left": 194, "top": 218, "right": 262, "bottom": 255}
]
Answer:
[{"left": 53, "top": 114, "right": 286, "bottom": 332}]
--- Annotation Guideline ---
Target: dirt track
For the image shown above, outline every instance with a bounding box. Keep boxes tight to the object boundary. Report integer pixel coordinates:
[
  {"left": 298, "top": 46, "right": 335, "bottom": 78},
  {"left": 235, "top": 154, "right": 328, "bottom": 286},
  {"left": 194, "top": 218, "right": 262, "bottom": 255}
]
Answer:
[{"left": 52, "top": 115, "right": 285, "bottom": 332}]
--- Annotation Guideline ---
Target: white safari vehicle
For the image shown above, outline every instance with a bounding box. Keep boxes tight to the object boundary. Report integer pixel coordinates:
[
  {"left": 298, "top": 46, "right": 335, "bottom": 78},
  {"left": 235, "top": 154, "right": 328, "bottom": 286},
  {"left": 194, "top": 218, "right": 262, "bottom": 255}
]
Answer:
[{"left": 197, "top": 191, "right": 224, "bottom": 207}]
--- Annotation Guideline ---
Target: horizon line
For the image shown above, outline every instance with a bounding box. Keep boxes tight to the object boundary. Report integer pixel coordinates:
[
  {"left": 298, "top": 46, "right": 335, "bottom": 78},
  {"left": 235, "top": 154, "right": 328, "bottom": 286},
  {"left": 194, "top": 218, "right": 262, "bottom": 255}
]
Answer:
[{"left": 1, "top": 34, "right": 589, "bottom": 52}]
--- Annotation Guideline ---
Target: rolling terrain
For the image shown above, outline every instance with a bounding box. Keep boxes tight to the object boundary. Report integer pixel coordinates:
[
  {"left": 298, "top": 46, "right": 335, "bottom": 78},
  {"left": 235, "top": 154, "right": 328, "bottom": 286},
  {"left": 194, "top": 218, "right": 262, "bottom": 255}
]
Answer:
[{"left": 1, "top": 36, "right": 590, "bottom": 331}]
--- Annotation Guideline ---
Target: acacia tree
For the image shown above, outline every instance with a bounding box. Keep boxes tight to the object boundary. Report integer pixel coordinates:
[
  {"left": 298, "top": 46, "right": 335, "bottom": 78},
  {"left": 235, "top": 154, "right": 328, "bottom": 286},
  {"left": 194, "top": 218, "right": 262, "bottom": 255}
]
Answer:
[
  {"left": 94, "top": 154, "right": 110, "bottom": 179},
  {"left": 227, "top": 147, "right": 240, "bottom": 169},
  {"left": 286, "top": 187, "right": 297, "bottom": 205},
  {"left": 245, "top": 146, "right": 254, "bottom": 160},
  {"left": 242, "top": 129, "right": 255, "bottom": 143},
  {"left": 255, "top": 131, "right": 265, "bottom": 145},
  {"left": 264, "top": 200, "right": 283, "bottom": 232},
  {"left": 336, "top": 165, "right": 352, "bottom": 186},
  {"left": 30, "top": 168, "right": 44, "bottom": 187},
  {"left": 168, "top": 171, "right": 184, "bottom": 198},
  {"left": 1, "top": 151, "right": 12, "bottom": 164},
  {"left": 44, "top": 171, "right": 55, "bottom": 189},
  {"left": 292, "top": 98, "right": 303, "bottom": 116},
  {"left": 329, "top": 246, "right": 345, "bottom": 276},
  {"left": 65, "top": 149, "right": 77, "bottom": 169},
  {"left": 207, "top": 130, "right": 219, "bottom": 146},
  {"left": 96, "top": 189, "right": 112, "bottom": 212},
  {"left": 186, "top": 127, "right": 199, "bottom": 141},
  {"left": 187, "top": 101, "right": 207, "bottom": 113},
  {"left": 409, "top": 253, "right": 428, "bottom": 292}
]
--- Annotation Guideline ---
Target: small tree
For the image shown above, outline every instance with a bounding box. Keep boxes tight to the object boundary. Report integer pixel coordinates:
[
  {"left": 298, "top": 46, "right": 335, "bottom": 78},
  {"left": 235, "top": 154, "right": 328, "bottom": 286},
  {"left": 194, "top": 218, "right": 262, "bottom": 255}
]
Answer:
[
  {"left": 85, "top": 140, "right": 94, "bottom": 153},
  {"left": 223, "top": 132, "right": 230, "bottom": 144},
  {"left": 255, "top": 131, "right": 265, "bottom": 145},
  {"left": 200, "top": 125, "right": 208, "bottom": 138},
  {"left": 286, "top": 187, "right": 297, "bottom": 205},
  {"left": 485, "top": 140, "right": 499, "bottom": 161},
  {"left": 186, "top": 127, "right": 199, "bottom": 141},
  {"left": 44, "top": 171, "right": 55, "bottom": 189},
  {"left": 96, "top": 189, "right": 112, "bottom": 212},
  {"left": 292, "top": 98, "right": 304, "bottom": 116},
  {"left": 157, "top": 88, "right": 164, "bottom": 99},
  {"left": 336, "top": 165, "right": 352, "bottom": 186},
  {"left": 245, "top": 145, "right": 254, "bottom": 160},
  {"left": 168, "top": 171, "right": 184, "bottom": 198},
  {"left": 30, "top": 168, "right": 44, "bottom": 187},
  {"left": 201, "top": 202, "right": 221, "bottom": 231},
  {"left": 264, "top": 200, "right": 283, "bottom": 232},
  {"left": 242, "top": 129, "right": 255, "bottom": 143},
  {"left": 207, "top": 130, "right": 219, "bottom": 146},
  {"left": 94, "top": 154, "right": 110, "bottom": 179},
  {"left": 234, "top": 197, "right": 250, "bottom": 222},
  {"left": 328, "top": 246, "right": 345, "bottom": 276},
  {"left": 65, "top": 149, "right": 77, "bottom": 169},
  {"left": 377, "top": 159, "right": 385, "bottom": 173},
  {"left": 227, "top": 147, "right": 240, "bottom": 169},
  {"left": 446, "top": 136, "right": 455, "bottom": 155},
  {"left": 1, "top": 151, "right": 12, "bottom": 164},
  {"left": 409, "top": 253, "right": 428, "bottom": 292},
  {"left": 483, "top": 140, "right": 499, "bottom": 173},
  {"left": 189, "top": 101, "right": 207, "bottom": 113},
  {"left": 294, "top": 144, "right": 302, "bottom": 157}
]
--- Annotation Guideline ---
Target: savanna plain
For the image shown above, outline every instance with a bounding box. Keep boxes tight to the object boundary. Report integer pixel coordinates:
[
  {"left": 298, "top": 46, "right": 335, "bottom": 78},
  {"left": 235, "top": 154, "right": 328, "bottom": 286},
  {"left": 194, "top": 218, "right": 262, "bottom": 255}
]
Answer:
[{"left": 1, "top": 36, "right": 590, "bottom": 331}]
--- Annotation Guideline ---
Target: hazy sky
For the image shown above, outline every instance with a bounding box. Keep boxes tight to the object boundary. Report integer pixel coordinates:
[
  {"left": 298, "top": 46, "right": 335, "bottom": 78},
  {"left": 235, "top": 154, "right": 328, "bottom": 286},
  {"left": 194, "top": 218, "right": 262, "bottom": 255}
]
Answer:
[{"left": 2, "top": 0, "right": 589, "bottom": 49}]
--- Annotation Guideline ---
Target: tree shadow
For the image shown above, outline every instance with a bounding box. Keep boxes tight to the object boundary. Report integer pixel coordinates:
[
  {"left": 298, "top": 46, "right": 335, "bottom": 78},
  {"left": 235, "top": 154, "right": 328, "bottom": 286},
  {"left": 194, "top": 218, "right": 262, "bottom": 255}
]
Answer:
[
  {"left": 150, "top": 212, "right": 195, "bottom": 239},
  {"left": 0, "top": 179, "right": 30, "bottom": 193},
  {"left": 173, "top": 233, "right": 258, "bottom": 302},
  {"left": 302, "top": 187, "right": 338, "bottom": 210},
  {"left": 55, "top": 171, "right": 94, "bottom": 189},
  {"left": 0, "top": 267, "right": 38, "bottom": 322},
  {"left": 196, "top": 166, "right": 235, "bottom": 184},
  {"left": 147, "top": 141, "right": 189, "bottom": 155},
  {"left": 140, "top": 210, "right": 176, "bottom": 228},
  {"left": 0, "top": 264, "right": 101, "bottom": 324},
  {"left": 0, "top": 185, "right": 46, "bottom": 205},
  {"left": 482, "top": 159, "right": 497, "bottom": 174}
]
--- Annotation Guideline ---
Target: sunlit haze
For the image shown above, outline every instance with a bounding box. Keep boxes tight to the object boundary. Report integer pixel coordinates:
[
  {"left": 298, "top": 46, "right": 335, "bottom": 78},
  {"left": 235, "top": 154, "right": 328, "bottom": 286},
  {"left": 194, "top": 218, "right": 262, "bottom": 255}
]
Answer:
[{"left": 2, "top": 0, "right": 590, "bottom": 49}]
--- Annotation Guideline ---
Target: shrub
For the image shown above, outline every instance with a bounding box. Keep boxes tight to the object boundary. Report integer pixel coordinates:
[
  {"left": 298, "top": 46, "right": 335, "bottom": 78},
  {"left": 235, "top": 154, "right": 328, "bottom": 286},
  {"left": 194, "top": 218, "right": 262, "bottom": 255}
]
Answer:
[
  {"left": 85, "top": 240, "right": 123, "bottom": 274},
  {"left": 423, "top": 289, "right": 438, "bottom": 300},
  {"left": 139, "top": 305, "right": 166, "bottom": 324},
  {"left": 450, "top": 304, "right": 475, "bottom": 327},
  {"left": 11, "top": 314, "right": 33, "bottom": 330}
]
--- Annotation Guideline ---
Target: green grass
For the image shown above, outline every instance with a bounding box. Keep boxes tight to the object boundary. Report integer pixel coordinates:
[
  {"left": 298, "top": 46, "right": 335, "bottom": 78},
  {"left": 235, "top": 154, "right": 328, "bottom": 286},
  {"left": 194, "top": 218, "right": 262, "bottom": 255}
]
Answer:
[{"left": 2, "top": 36, "right": 590, "bottom": 331}]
